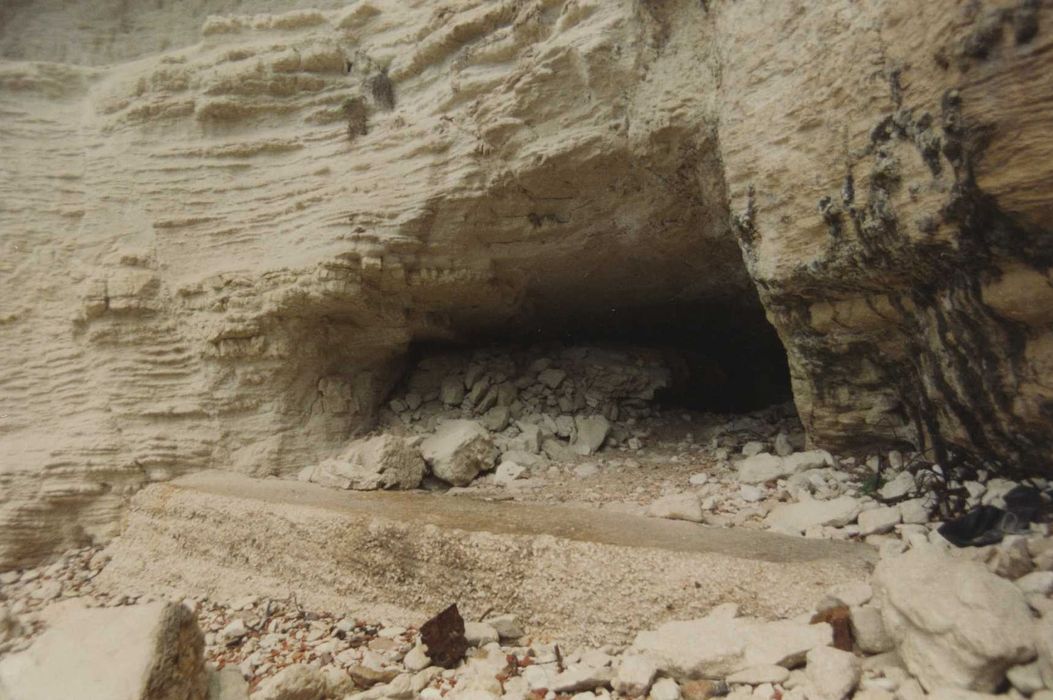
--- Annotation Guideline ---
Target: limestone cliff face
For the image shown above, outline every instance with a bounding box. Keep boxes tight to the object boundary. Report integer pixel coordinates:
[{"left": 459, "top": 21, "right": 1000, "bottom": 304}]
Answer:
[
  {"left": 0, "top": 0, "right": 737, "bottom": 567},
  {"left": 1, "top": 0, "right": 1051, "bottom": 569},
  {"left": 716, "top": 0, "right": 1053, "bottom": 474}
]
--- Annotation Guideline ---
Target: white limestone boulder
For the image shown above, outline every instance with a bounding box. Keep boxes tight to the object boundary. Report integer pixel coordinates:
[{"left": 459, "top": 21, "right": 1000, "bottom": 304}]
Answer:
[
  {"left": 738, "top": 451, "right": 834, "bottom": 485},
  {"left": 207, "top": 667, "right": 248, "bottom": 700},
  {"left": 736, "top": 453, "right": 787, "bottom": 484},
  {"left": 805, "top": 646, "right": 860, "bottom": 700},
  {"left": 765, "top": 497, "right": 863, "bottom": 534},
  {"left": 857, "top": 506, "right": 900, "bottom": 536},
  {"left": 630, "top": 607, "right": 831, "bottom": 680},
  {"left": 421, "top": 420, "right": 499, "bottom": 486},
  {"left": 301, "top": 434, "right": 425, "bottom": 491},
  {"left": 849, "top": 606, "right": 893, "bottom": 655},
  {"left": 0, "top": 602, "right": 207, "bottom": 700},
  {"left": 573, "top": 415, "right": 610, "bottom": 455},
  {"left": 873, "top": 546, "right": 1036, "bottom": 691},
  {"left": 879, "top": 472, "right": 916, "bottom": 500}
]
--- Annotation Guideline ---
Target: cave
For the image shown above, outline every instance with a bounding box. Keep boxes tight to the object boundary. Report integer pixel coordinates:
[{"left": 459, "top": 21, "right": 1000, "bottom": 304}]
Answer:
[
  {"left": 394, "top": 298, "right": 794, "bottom": 418},
  {"left": 7, "top": 2, "right": 1053, "bottom": 693}
]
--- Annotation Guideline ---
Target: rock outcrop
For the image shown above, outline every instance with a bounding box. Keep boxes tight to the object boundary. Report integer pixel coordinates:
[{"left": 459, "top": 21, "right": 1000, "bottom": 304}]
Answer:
[
  {"left": 1, "top": 0, "right": 1052, "bottom": 569},
  {"left": 716, "top": 0, "right": 1053, "bottom": 473}
]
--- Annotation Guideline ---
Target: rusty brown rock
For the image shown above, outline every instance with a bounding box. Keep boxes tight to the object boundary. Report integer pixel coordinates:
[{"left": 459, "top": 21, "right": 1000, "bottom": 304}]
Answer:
[
  {"left": 811, "top": 605, "right": 854, "bottom": 653},
  {"left": 420, "top": 604, "right": 468, "bottom": 670}
]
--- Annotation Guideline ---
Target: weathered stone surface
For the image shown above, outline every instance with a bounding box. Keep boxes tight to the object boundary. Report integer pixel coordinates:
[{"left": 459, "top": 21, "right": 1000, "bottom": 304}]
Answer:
[
  {"left": 573, "top": 415, "right": 611, "bottom": 456},
  {"left": 857, "top": 507, "right": 901, "bottom": 537},
  {"left": 251, "top": 664, "right": 328, "bottom": 700},
  {"left": 805, "top": 646, "right": 861, "bottom": 700},
  {"left": 726, "top": 666, "right": 790, "bottom": 686},
  {"left": 0, "top": 602, "right": 207, "bottom": 700},
  {"left": 0, "top": 605, "right": 21, "bottom": 648},
  {"left": 647, "top": 494, "right": 704, "bottom": 523},
  {"left": 765, "top": 497, "right": 863, "bottom": 534},
  {"left": 849, "top": 606, "right": 893, "bottom": 655},
  {"left": 96, "top": 471, "right": 874, "bottom": 647},
  {"left": 650, "top": 677, "right": 682, "bottom": 700},
  {"left": 464, "top": 621, "right": 499, "bottom": 647},
  {"left": 615, "top": 655, "right": 659, "bottom": 698},
  {"left": 483, "top": 614, "right": 523, "bottom": 641},
  {"left": 420, "top": 421, "right": 498, "bottom": 487},
  {"left": 631, "top": 609, "right": 831, "bottom": 680},
  {"left": 873, "top": 546, "right": 1036, "bottom": 691},
  {"left": 299, "top": 435, "right": 425, "bottom": 491},
  {"left": 736, "top": 454, "right": 789, "bottom": 484}
]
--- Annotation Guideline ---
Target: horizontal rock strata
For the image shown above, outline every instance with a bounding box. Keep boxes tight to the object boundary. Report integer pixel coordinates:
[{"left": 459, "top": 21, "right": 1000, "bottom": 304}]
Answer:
[{"left": 94, "top": 471, "right": 876, "bottom": 646}]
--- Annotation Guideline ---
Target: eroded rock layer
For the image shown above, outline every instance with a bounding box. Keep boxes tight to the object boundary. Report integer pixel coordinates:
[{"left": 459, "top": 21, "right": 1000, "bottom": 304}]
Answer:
[{"left": 1, "top": 0, "right": 1051, "bottom": 568}]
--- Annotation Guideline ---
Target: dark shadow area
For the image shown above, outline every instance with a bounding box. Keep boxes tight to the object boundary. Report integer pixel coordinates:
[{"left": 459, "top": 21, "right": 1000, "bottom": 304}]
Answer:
[{"left": 412, "top": 299, "right": 793, "bottom": 415}]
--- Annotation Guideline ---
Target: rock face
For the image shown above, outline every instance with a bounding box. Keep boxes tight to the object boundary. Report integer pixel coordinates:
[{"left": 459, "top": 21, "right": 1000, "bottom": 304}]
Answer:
[
  {"left": 1, "top": 0, "right": 1052, "bottom": 569},
  {"left": 873, "top": 546, "right": 1036, "bottom": 691},
  {"left": 717, "top": 0, "right": 1053, "bottom": 472},
  {"left": 0, "top": 602, "right": 207, "bottom": 700},
  {"left": 299, "top": 435, "right": 425, "bottom": 491}
]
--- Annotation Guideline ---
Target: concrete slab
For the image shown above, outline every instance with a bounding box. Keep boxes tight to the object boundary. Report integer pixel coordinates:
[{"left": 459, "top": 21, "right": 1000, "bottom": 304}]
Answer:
[{"left": 97, "top": 471, "right": 876, "bottom": 645}]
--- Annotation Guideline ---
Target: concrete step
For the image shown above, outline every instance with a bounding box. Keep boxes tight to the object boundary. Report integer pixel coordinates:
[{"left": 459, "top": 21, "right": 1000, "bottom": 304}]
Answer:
[{"left": 97, "top": 471, "right": 876, "bottom": 645}]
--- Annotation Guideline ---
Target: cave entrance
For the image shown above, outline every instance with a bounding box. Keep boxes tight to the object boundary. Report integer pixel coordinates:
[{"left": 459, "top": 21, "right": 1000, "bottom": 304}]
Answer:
[{"left": 379, "top": 296, "right": 797, "bottom": 455}]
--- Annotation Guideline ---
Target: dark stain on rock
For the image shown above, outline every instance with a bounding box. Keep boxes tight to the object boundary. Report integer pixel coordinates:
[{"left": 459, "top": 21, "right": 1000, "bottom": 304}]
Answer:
[
  {"left": 753, "top": 69, "right": 1053, "bottom": 475},
  {"left": 1014, "top": 0, "right": 1040, "bottom": 43},
  {"left": 811, "top": 605, "right": 853, "bottom": 652},
  {"left": 369, "top": 69, "right": 396, "bottom": 111},
  {"left": 732, "top": 184, "right": 757, "bottom": 249},
  {"left": 343, "top": 96, "right": 369, "bottom": 139},
  {"left": 962, "top": 8, "right": 1007, "bottom": 60}
]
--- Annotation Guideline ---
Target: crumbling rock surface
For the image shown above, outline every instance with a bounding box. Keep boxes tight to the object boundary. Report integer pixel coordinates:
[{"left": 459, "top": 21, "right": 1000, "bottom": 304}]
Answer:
[{"left": 1, "top": 0, "right": 1052, "bottom": 569}]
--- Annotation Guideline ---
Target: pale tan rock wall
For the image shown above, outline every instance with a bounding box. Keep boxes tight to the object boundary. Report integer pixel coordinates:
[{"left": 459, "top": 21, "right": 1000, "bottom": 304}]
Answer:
[
  {"left": 1, "top": 0, "right": 1051, "bottom": 569},
  {"left": 0, "top": 0, "right": 745, "bottom": 567}
]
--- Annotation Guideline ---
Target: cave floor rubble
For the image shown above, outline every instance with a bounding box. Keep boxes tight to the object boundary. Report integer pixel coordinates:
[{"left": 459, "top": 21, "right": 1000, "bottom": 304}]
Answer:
[{"left": 0, "top": 402, "right": 1049, "bottom": 700}]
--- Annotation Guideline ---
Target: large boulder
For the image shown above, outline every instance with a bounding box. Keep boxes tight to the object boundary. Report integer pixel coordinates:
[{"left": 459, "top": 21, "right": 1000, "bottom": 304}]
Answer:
[
  {"left": 420, "top": 420, "right": 498, "bottom": 486},
  {"left": 630, "top": 607, "right": 831, "bottom": 680},
  {"left": 300, "top": 435, "right": 425, "bottom": 490},
  {"left": 873, "top": 546, "right": 1036, "bottom": 691},
  {"left": 0, "top": 602, "right": 207, "bottom": 700}
]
